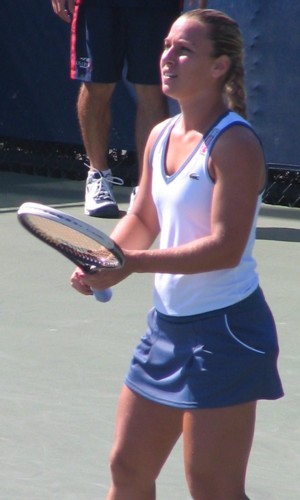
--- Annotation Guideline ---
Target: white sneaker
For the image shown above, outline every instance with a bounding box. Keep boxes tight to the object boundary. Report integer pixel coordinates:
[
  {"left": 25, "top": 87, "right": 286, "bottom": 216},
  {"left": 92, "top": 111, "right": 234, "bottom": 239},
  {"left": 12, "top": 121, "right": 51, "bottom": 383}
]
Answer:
[
  {"left": 127, "top": 186, "right": 139, "bottom": 214},
  {"left": 84, "top": 170, "right": 124, "bottom": 218}
]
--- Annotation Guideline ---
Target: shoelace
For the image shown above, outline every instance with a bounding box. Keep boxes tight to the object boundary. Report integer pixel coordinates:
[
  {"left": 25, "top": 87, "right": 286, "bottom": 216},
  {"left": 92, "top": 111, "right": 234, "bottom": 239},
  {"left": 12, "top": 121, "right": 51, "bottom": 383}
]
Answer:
[
  {"left": 103, "top": 174, "right": 124, "bottom": 187},
  {"left": 85, "top": 163, "right": 124, "bottom": 187},
  {"left": 87, "top": 170, "right": 124, "bottom": 201}
]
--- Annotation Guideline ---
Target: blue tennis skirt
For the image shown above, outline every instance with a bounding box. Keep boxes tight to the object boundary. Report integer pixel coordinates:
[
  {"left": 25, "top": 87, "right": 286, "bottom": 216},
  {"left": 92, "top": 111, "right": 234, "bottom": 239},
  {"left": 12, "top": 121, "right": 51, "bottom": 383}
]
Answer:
[{"left": 125, "top": 287, "right": 284, "bottom": 409}]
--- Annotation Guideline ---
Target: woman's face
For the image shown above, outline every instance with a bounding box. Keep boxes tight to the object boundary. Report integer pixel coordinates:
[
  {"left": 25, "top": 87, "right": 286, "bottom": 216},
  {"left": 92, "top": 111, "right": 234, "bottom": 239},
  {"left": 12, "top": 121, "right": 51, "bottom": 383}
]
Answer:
[{"left": 160, "top": 17, "right": 218, "bottom": 101}]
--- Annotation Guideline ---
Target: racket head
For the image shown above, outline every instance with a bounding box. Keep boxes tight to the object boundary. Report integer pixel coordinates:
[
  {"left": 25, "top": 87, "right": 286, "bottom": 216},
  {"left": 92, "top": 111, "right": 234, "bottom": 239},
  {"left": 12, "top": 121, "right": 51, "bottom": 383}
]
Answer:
[{"left": 17, "top": 202, "right": 125, "bottom": 273}]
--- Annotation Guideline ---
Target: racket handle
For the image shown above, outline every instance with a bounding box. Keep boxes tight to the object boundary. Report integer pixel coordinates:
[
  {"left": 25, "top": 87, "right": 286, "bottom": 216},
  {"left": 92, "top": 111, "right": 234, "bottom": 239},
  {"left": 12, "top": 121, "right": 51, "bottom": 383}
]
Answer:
[{"left": 92, "top": 288, "right": 112, "bottom": 303}]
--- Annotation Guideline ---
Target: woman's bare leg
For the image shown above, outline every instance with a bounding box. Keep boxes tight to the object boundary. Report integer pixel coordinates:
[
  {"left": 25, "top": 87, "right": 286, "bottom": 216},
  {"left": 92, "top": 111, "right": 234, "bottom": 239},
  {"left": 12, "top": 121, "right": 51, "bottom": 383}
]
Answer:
[
  {"left": 183, "top": 401, "right": 257, "bottom": 500},
  {"left": 107, "top": 385, "right": 183, "bottom": 500}
]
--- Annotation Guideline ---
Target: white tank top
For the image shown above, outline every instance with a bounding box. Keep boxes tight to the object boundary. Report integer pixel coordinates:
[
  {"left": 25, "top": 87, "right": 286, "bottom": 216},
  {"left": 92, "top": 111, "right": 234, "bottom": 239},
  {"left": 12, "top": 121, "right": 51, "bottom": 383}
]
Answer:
[{"left": 150, "top": 111, "right": 262, "bottom": 316}]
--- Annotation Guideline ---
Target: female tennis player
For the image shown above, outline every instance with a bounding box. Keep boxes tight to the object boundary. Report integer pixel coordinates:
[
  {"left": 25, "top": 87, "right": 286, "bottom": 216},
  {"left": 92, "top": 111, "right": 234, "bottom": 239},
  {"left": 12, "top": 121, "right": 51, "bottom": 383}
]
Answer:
[{"left": 71, "top": 9, "right": 283, "bottom": 499}]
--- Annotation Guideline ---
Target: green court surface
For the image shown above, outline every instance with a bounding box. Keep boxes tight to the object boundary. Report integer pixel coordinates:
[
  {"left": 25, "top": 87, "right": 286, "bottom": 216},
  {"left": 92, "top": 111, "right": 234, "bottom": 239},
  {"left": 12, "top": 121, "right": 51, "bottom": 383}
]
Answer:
[{"left": 0, "top": 172, "right": 299, "bottom": 499}]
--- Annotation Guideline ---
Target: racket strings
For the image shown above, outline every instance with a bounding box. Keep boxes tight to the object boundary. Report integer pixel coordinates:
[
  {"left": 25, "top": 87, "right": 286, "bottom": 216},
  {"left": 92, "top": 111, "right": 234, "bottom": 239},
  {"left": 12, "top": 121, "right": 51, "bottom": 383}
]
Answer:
[
  {"left": 57, "top": 241, "right": 117, "bottom": 269},
  {"left": 26, "top": 216, "right": 119, "bottom": 270}
]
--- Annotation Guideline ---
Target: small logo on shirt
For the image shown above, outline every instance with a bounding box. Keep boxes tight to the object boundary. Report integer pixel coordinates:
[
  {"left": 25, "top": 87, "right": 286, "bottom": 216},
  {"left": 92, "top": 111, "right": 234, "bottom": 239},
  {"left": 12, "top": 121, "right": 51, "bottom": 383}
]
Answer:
[{"left": 189, "top": 173, "right": 200, "bottom": 180}]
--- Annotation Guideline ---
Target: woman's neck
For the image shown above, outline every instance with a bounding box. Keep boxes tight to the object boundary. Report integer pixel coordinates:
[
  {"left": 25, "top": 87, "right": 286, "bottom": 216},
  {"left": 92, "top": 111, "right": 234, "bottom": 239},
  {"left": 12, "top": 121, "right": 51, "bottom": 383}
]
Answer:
[{"left": 179, "top": 95, "right": 228, "bottom": 134}]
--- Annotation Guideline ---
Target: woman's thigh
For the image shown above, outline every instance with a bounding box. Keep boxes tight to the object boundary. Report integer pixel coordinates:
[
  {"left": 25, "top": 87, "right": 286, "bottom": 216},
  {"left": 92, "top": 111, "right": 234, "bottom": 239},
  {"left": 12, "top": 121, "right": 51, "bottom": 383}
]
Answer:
[
  {"left": 183, "top": 401, "right": 257, "bottom": 498},
  {"left": 110, "top": 385, "right": 183, "bottom": 482}
]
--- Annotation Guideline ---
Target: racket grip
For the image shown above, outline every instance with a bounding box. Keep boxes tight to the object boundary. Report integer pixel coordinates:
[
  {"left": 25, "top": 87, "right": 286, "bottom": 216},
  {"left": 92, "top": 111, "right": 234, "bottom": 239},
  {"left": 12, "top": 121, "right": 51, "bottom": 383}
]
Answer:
[{"left": 92, "top": 288, "right": 112, "bottom": 303}]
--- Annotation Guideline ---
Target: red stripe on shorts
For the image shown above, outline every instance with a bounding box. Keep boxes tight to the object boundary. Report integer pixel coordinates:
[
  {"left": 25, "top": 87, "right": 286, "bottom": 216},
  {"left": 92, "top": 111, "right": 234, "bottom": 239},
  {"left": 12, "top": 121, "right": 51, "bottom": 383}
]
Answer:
[{"left": 70, "top": 1, "right": 82, "bottom": 79}]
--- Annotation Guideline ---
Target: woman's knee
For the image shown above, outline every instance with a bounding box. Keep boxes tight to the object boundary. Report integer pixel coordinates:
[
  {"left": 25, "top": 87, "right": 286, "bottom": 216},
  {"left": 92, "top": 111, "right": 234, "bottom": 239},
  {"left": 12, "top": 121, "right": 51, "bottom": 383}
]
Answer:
[
  {"left": 186, "top": 469, "right": 248, "bottom": 500},
  {"left": 109, "top": 448, "right": 133, "bottom": 485},
  {"left": 109, "top": 446, "right": 157, "bottom": 489}
]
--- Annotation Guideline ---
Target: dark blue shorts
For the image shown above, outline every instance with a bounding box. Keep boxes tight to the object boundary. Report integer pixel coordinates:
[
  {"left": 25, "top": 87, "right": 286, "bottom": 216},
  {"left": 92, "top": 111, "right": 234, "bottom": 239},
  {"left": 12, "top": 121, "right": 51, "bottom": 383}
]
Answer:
[
  {"left": 125, "top": 287, "right": 284, "bottom": 409},
  {"left": 70, "top": 1, "right": 181, "bottom": 83}
]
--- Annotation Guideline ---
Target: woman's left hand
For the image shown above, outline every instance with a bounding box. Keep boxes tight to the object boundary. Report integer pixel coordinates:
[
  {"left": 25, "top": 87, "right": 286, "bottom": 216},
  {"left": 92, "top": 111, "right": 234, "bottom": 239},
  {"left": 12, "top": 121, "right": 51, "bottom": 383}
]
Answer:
[{"left": 70, "top": 252, "right": 134, "bottom": 296}]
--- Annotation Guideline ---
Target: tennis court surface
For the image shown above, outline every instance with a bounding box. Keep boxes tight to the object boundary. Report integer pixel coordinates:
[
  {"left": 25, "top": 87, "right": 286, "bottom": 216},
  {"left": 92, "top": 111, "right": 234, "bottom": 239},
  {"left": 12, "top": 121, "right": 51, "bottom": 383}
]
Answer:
[{"left": 1, "top": 171, "right": 299, "bottom": 499}]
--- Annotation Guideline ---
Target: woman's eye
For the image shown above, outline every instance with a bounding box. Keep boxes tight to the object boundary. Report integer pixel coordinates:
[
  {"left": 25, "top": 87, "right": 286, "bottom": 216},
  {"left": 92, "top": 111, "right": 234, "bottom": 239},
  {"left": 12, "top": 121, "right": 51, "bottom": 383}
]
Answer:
[{"left": 162, "top": 43, "right": 191, "bottom": 53}]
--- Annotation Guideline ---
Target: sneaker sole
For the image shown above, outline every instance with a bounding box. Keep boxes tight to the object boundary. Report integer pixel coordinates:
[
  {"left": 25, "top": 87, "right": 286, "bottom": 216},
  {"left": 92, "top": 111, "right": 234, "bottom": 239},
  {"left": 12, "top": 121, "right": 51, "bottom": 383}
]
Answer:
[{"left": 85, "top": 205, "right": 120, "bottom": 218}]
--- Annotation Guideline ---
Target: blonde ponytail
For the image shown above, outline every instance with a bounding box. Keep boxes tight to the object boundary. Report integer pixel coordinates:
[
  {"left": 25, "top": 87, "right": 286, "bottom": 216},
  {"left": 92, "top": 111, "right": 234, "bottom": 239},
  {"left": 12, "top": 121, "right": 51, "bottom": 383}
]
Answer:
[{"left": 182, "top": 9, "right": 247, "bottom": 118}]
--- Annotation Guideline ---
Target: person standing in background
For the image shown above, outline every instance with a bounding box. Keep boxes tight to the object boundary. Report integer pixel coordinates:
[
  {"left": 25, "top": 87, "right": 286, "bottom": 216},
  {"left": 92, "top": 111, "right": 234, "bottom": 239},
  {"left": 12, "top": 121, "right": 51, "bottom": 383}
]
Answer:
[{"left": 51, "top": 0, "right": 183, "bottom": 218}]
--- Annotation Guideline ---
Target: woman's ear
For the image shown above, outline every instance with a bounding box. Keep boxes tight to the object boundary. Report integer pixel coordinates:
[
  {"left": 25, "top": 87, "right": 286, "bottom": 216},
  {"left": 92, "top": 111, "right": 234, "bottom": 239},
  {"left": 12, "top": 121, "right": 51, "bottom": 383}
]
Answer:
[{"left": 211, "top": 55, "right": 231, "bottom": 78}]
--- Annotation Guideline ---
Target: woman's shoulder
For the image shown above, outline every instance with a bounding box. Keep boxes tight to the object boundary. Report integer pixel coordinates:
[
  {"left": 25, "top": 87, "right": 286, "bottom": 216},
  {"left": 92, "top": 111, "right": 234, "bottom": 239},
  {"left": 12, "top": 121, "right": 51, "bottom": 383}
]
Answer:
[{"left": 211, "top": 111, "right": 261, "bottom": 152}]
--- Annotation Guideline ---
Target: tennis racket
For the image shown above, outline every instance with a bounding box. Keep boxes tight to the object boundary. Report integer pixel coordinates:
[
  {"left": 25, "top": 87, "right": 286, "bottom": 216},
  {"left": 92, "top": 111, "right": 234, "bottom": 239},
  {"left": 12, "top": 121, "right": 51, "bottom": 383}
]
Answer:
[{"left": 17, "top": 202, "right": 125, "bottom": 302}]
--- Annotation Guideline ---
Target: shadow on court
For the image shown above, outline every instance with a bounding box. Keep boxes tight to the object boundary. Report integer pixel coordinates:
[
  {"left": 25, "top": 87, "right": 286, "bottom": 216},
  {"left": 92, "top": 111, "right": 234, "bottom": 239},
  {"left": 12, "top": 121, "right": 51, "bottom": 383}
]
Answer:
[{"left": 0, "top": 171, "right": 299, "bottom": 499}]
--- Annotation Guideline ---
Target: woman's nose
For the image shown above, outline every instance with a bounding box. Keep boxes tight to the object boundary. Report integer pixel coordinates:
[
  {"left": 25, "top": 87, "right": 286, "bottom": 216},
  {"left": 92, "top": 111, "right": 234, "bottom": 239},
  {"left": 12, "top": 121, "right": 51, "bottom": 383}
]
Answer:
[{"left": 162, "top": 47, "right": 175, "bottom": 65}]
